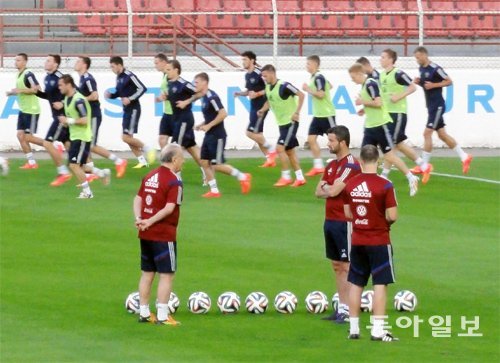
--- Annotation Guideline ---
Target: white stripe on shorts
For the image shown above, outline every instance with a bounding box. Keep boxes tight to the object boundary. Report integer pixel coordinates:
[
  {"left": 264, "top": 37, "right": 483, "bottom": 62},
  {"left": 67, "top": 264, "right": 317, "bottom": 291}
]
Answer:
[
  {"left": 91, "top": 117, "right": 98, "bottom": 146},
  {"left": 433, "top": 106, "right": 443, "bottom": 129},
  {"left": 129, "top": 109, "right": 138, "bottom": 135},
  {"left": 30, "top": 114, "right": 36, "bottom": 134},
  {"left": 347, "top": 221, "right": 352, "bottom": 259},
  {"left": 387, "top": 244, "right": 396, "bottom": 282},
  {"left": 327, "top": 116, "right": 336, "bottom": 128},
  {"left": 168, "top": 242, "right": 176, "bottom": 272},
  {"left": 76, "top": 141, "right": 87, "bottom": 164},
  {"left": 284, "top": 123, "right": 296, "bottom": 147},
  {"left": 382, "top": 124, "right": 394, "bottom": 149},
  {"left": 393, "top": 113, "right": 402, "bottom": 143},
  {"left": 178, "top": 122, "right": 187, "bottom": 145},
  {"left": 216, "top": 138, "right": 224, "bottom": 164}
]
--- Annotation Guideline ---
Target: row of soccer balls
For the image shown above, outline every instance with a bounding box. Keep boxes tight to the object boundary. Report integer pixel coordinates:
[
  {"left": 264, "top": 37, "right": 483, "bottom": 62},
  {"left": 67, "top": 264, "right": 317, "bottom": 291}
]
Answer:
[{"left": 126, "top": 290, "right": 418, "bottom": 315}]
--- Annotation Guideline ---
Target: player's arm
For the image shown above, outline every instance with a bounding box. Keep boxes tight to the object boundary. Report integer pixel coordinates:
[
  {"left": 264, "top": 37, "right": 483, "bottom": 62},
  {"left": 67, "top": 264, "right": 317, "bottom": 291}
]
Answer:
[
  {"left": 234, "top": 89, "right": 249, "bottom": 97},
  {"left": 386, "top": 207, "right": 398, "bottom": 225},
  {"left": 59, "top": 99, "right": 88, "bottom": 126},
  {"left": 316, "top": 179, "right": 346, "bottom": 198},
  {"left": 133, "top": 195, "right": 143, "bottom": 226},
  {"left": 282, "top": 82, "right": 304, "bottom": 121},
  {"left": 425, "top": 67, "right": 452, "bottom": 90},
  {"left": 257, "top": 100, "right": 270, "bottom": 116},
  {"left": 85, "top": 78, "right": 99, "bottom": 102},
  {"left": 201, "top": 99, "right": 227, "bottom": 132},
  {"left": 12, "top": 72, "right": 40, "bottom": 95},
  {"left": 343, "top": 204, "right": 353, "bottom": 220},
  {"left": 303, "top": 75, "right": 327, "bottom": 99},
  {"left": 128, "top": 73, "right": 147, "bottom": 101},
  {"left": 385, "top": 183, "right": 398, "bottom": 224},
  {"left": 357, "top": 80, "right": 382, "bottom": 108},
  {"left": 176, "top": 81, "right": 200, "bottom": 109},
  {"left": 138, "top": 202, "right": 176, "bottom": 231},
  {"left": 391, "top": 71, "right": 416, "bottom": 103}
]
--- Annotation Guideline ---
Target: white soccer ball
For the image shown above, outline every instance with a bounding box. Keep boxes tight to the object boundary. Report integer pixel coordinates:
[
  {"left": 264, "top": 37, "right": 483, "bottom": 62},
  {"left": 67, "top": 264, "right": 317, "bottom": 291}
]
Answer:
[
  {"left": 125, "top": 291, "right": 140, "bottom": 314},
  {"left": 361, "top": 290, "right": 374, "bottom": 312},
  {"left": 188, "top": 292, "right": 211, "bottom": 314},
  {"left": 274, "top": 291, "right": 298, "bottom": 314},
  {"left": 245, "top": 292, "right": 269, "bottom": 314},
  {"left": 305, "top": 291, "right": 329, "bottom": 314},
  {"left": 394, "top": 290, "right": 418, "bottom": 312},
  {"left": 331, "top": 292, "right": 339, "bottom": 312},
  {"left": 217, "top": 291, "right": 241, "bottom": 314},
  {"left": 155, "top": 292, "right": 180, "bottom": 314}
]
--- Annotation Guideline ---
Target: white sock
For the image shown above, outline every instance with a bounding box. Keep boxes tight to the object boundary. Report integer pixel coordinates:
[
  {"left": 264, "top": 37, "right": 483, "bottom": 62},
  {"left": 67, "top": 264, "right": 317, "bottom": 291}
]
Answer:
[
  {"left": 140, "top": 304, "right": 150, "bottom": 318},
  {"left": 281, "top": 170, "right": 291, "bottom": 179},
  {"left": 405, "top": 172, "right": 415, "bottom": 181},
  {"left": 138, "top": 155, "right": 147, "bottom": 164},
  {"left": 108, "top": 153, "right": 118, "bottom": 162},
  {"left": 371, "top": 317, "right": 385, "bottom": 337},
  {"left": 143, "top": 145, "right": 151, "bottom": 152},
  {"left": 422, "top": 151, "right": 432, "bottom": 164},
  {"left": 339, "top": 303, "right": 349, "bottom": 314},
  {"left": 453, "top": 145, "right": 468, "bottom": 161},
  {"left": 381, "top": 168, "right": 391, "bottom": 178},
  {"left": 208, "top": 179, "right": 219, "bottom": 193},
  {"left": 295, "top": 169, "right": 305, "bottom": 181},
  {"left": 57, "top": 165, "right": 69, "bottom": 175},
  {"left": 263, "top": 141, "right": 271, "bottom": 150},
  {"left": 81, "top": 181, "right": 91, "bottom": 194},
  {"left": 349, "top": 317, "right": 360, "bottom": 335},
  {"left": 26, "top": 152, "right": 36, "bottom": 164},
  {"left": 200, "top": 167, "right": 206, "bottom": 180},
  {"left": 230, "top": 167, "right": 246, "bottom": 181},
  {"left": 313, "top": 158, "right": 324, "bottom": 169},
  {"left": 157, "top": 303, "right": 169, "bottom": 321},
  {"left": 92, "top": 167, "right": 105, "bottom": 178}
]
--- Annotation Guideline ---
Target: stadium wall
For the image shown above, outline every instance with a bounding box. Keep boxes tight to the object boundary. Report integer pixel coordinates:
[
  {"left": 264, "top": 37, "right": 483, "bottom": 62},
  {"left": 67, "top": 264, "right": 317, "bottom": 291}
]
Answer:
[{"left": 0, "top": 69, "right": 498, "bottom": 150}]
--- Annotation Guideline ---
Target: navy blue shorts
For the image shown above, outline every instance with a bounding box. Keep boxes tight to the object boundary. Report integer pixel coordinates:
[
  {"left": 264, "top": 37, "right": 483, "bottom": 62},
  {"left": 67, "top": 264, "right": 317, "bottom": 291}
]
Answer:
[
  {"left": 172, "top": 112, "right": 196, "bottom": 148},
  {"left": 324, "top": 219, "right": 351, "bottom": 262},
  {"left": 348, "top": 244, "right": 395, "bottom": 287},
  {"left": 427, "top": 105, "right": 446, "bottom": 130},
  {"left": 362, "top": 124, "right": 394, "bottom": 154},
  {"left": 45, "top": 117, "right": 70, "bottom": 143},
  {"left": 159, "top": 113, "right": 176, "bottom": 136},
  {"left": 90, "top": 114, "right": 102, "bottom": 147},
  {"left": 140, "top": 239, "right": 177, "bottom": 273},
  {"left": 68, "top": 140, "right": 91, "bottom": 165},
  {"left": 123, "top": 105, "right": 141, "bottom": 135},
  {"left": 247, "top": 108, "right": 267, "bottom": 133},
  {"left": 388, "top": 113, "right": 408, "bottom": 144},
  {"left": 201, "top": 134, "right": 226, "bottom": 164},
  {"left": 308, "top": 116, "right": 336, "bottom": 136},
  {"left": 278, "top": 122, "right": 299, "bottom": 150},
  {"left": 17, "top": 112, "right": 39, "bottom": 134}
]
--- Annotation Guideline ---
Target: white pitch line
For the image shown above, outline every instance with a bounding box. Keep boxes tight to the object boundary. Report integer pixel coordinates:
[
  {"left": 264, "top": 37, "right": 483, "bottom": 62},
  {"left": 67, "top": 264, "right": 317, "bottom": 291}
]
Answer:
[{"left": 430, "top": 172, "right": 500, "bottom": 185}]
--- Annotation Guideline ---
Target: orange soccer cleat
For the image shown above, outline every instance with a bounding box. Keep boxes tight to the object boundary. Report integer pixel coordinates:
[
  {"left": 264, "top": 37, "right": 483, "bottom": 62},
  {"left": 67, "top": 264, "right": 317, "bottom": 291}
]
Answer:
[
  {"left": 260, "top": 159, "right": 276, "bottom": 168},
  {"left": 291, "top": 179, "right": 307, "bottom": 188},
  {"left": 86, "top": 174, "right": 99, "bottom": 183},
  {"left": 116, "top": 159, "right": 128, "bottom": 178},
  {"left": 50, "top": 173, "right": 72, "bottom": 187},
  {"left": 421, "top": 163, "right": 434, "bottom": 184},
  {"left": 202, "top": 191, "right": 221, "bottom": 198},
  {"left": 305, "top": 167, "right": 325, "bottom": 177},
  {"left": 273, "top": 177, "right": 293, "bottom": 187},
  {"left": 156, "top": 315, "right": 181, "bottom": 326},
  {"left": 19, "top": 162, "right": 38, "bottom": 169},
  {"left": 240, "top": 173, "right": 252, "bottom": 194},
  {"left": 409, "top": 165, "right": 422, "bottom": 174},
  {"left": 462, "top": 154, "right": 473, "bottom": 174}
]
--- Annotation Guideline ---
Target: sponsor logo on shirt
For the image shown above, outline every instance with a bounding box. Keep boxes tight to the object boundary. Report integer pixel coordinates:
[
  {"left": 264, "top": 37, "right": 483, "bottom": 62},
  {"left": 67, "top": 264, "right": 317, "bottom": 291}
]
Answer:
[
  {"left": 350, "top": 181, "right": 371, "bottom": 198},
  {"left": 145, "top": 173, "right": 159, "bottom": 188},
  {"left": 356, "top": 205, "right": 367, "bottom": 216},
  {"left": 355, "top": 219, "right": 369, "bottom": 225}
]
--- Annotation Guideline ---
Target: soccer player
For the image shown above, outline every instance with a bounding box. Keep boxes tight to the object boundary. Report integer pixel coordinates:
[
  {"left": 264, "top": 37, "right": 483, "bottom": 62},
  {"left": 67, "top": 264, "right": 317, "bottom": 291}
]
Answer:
[
  {"left": 0, "top": 157, "right": 8, "bottom": 176},
  {"left": 104, "top": 56, "right": 155, "bottom": 168},
  {"left": 349, "top": 63, "right": 419, "bottom": 197},
  {"left": 153, "top": 53, "right": 175, "bottom": 149},
  {"left": 6, "top": 53, "right": 44, "bottom": 169},
  {"left": 193, "top": 72, "right": 252, "bottom": 198},
  {"left": 315, "top": 126, "right": 361, "bottom": 323},
  {"left": 234, "top": 51, "right": 277, "bottom": 167},
  {"left": 36, "top": 54, "right": 73, "bottom": 186},
  {"left": 75, "top": 56, "right": 127, "bottom": 178},
  {"left": 379, "top": 49, "right": 433, "bottom": 184},
  {"left": 133, "top": 144, "right": 184, "bottom": 326},
  {"left": 356, "top": 57, "right": 380, "bottom": 81},
  {"left": 413, "top": 47, "right": 472, "bottom": 174},
  {"left": 258, "top": 64, "right": 306, "bottom": 187},
  {"left": 302, "top": 55, "right": 336, "bottom": 176},
  {"left": 343, "top": 144, "right": 399, "bottom": 342}
]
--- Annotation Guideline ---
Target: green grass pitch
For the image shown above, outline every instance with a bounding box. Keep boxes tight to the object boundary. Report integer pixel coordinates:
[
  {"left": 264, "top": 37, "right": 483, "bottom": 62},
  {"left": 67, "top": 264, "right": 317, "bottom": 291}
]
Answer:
[{"left": 0, "top": 156, "right": 498, "bottom": 362}]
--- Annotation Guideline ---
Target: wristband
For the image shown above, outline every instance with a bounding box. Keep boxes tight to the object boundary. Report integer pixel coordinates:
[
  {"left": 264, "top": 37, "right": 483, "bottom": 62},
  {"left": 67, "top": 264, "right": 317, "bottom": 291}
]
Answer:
[{"left": 67, "top": 118, "right": 76, "bottom": 125}]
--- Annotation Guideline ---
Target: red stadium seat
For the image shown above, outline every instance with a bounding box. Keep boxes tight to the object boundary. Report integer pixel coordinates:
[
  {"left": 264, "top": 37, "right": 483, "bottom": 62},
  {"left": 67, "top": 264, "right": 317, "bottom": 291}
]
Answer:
[
  {"left": 339, "top": 15, "right": 370, "bottom": 36},
  {"left": 353, "top": 1, "right": 380, "bottom": 11},
  {"left": 205, "top": 14, "right": 240, "bottom": 35},
  {"left": 325, "top": 1, "right": 353, "bottom": 11},
  {"left": 471, "top": 14, "right": 500, "bottom": 37},
  {"left": 393, "top": 14, "right": 419, "bottom": 36},
  {"left": 90, "top": 0, "right": 115, "bottom": 11},
  {"left": 456, "top": 1, "right": 482, "bottom": 10},
  {"left": 77, "top": 14, "right": 106, "bottom": 35},
  {"left": 383, "top": 1, "right": 405, "bottom": 11},
  {"left": 423, "top": 15, "right": 448, "bottom": 37},
  {"left": 147, "top": 0, "right": 168, "bottom": 11},
  {"left": 247, "top": 0, "right": 272, "bottom": 11},
  {"left": 235, "top": 14, "right": 267, "bottom": 36},
  {"left": 307, "top": 1, "right": 327, "bottom": 11},
  {"left": 446, "top": 15, "right": 472, "bottom": 37},
  {"left": 223, "top": 0, "right": 249, "bottom": 11},
  {"left": 307, "top": 14, "right": 344, "bottom": 36},
  {"left": 196, "top": 0, "right": 222, "bottom": 11},
  {"left": 277, "top": 14, "right": 302, "bottom": 36},
  {"left": 276, "top": 0, "right": 301, "bottom": 11},
  {"left": 66, "top": 0, "right": 90, "bottom": 11},
  {"left": 108, "top": 15, "right": 128, "bottom": 35},
  {"left": 424, "top": 1, "right": 456, "bottom": 10},
  {"left": 168, "top": 0, "right": 194, "bottom": 12},
  {"left": 133, "top": 15, "right": 160, "bottom": 35},
  {"left": 367, "top": 15, "right": 399, "bottom": 37},
  {"left": 115, "top": 0, "right": 127, "bottom": 10}
]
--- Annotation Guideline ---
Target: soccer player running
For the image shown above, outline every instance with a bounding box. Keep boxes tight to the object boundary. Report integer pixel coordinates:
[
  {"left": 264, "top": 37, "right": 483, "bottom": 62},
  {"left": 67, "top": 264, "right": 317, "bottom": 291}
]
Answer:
[
  {"left": 379, "top": 49, "right": 433, "bottom": 184},
  {"left": 315, "top": 126, "right": 361, "bottom": 323},
  {"left": 413, "top": 47, "right": 472, "bottom": 174},
  {"left": 234, "top": 51, "right": 277, "bottom": 167},
  {"left": 356, "top": 57, "right": 380, "bottom": 82},
  {"left": 349, "top": 63, "right": 419, "bottom": 197},
  {"left": 105, "top": 56, "right": 155, "bottom": 169},
  {"left": 75, "top": 56, "right": 127, "bottom": 178},
  {"left": 6, "top": 53, "right": 44, "bottom": 169},
  {"left": 133, "top": 144, "right": 184, "bottom": 326},
  {"left": 193, "top": 72, "right": 252, "bottom": 198},
  {"left": 343, "top": 144, "right": 399, "bottom": 342},
  {"left": 258, "top": 64, "right": 306, "bottom": 188},
  {"left": 302, "top": 55, "right": 337, "bottom": 176},
  {"left": 153, "top": 53, "right": 175, "bottom": 150}
]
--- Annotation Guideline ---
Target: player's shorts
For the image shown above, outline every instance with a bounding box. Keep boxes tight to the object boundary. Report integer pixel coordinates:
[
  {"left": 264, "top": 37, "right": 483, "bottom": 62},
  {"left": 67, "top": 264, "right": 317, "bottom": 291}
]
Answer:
[
  {"left": 90, "top": 110, "right": 102, "bottom": 147},
  {"left": 308, "top": 116, "right": 336, "bottom": 136},
  {"left": 45, "top": 117, "right": 70, "bottom": 143},
  {"left": 348, "top": 244, "right": 395, "bottom": 287},
  {"left": 17, "top": 112, "right": 39, "bottom": 134},
  {"left": 362, "top": 124, "right": 394, "bottom": 154},
  {"left": 388, "top": 113, "right": 408, "bottom": 144},
  {"left": 159, "top": 113, "right": 176, "bottom": 136},
  {"left": 68, "top": 139, "right": 91, "bottom": 165},
  {"left": 201, "top": 134, "right": 226, "bottom": 165},
  {"left": 247, "top": 108, "right": 268, "bottom": 133},
  {"left": 324, "top": 219, "right": 351, "bottom": 262},
  {"left": 140, "top": 239, "right": 177, "bottom": 273},
  {"left": 172, "top": 112, "right": 196, "bottom": 149},
  {"left": 427, "top": 105, "right": 446, "bottom": 130},
  {"left": 122, "top": 105, "right": 141, "bottom": 135},
  {"left": 278, "top": 122, "right": 299, "bottom": 151}
]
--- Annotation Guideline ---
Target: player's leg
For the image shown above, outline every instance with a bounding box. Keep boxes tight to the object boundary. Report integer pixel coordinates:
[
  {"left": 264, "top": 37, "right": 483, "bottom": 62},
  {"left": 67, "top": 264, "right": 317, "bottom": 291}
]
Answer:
[
  {"left": 68, "top": 140, "right": 93, "bottom": 198},
  {"left": 178, "top": 115, "right": 206, "bottom": 183},
  {"left": 45, "top": 119, "right": 72, "bottom": 186},
  {"left": 347, "top": 245, "right": 370, "bottom": 338},
  {"left": 200, "top": 138, "right": 219, "bottom": 197},
  {"left": 154, "top": 241, "right": 179, "bottom": 325},
  {"left": 286, "top": 148, "right": 306, "bottom": 187},
  {"left": 212, "top": 137, "right": 251, "bottom": 194},
  {"left": 138, "top": 239, "right": 156, "bottom": 323},
  {"left": 17, "top": 113, "right": 41, "bottom": 168},
  {"left": 274, "top": 143, "right": 293, "bottom": 187},
  {"left": 436, "top": 127, "right": 472, "bottom": 174},
  {"left": 306, "top": 116, "right": 335, "bottom": 176},
  {"left": 247, "top": 109, "right": 276, "bottom": 167},
  {"left": 122, "top": 107, "right": 150, "bottom": 167},
  {"left": 158, "top": 113, "right": 173, "bottom": 149}
]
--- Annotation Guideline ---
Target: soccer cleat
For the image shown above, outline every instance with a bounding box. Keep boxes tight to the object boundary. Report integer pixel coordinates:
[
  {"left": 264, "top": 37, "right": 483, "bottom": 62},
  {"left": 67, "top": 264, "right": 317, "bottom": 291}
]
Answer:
[
  {"left": 259, "top": 159, "right": 276, "bottom": 168},
  {"left": 77, "top": 191, "right": 94, "bottom": 199},
  {"left": 321, "top": 312, "right": 338, "bottom": 321},
  {"left": 409, "top": 165, "right": 423, "bottom": 174},
  {"left": 50, "top": 173, "right": 72, "bottom": 187},
  {"left": 305, "top": 167, "right": 325, "bottom": 177},
  {"left": 132, "top": 162, "right": 148, "bottom": 169},
  {"left": 409, "top": 176, "right": 419, "bottom": 197},
  {"left": 371, "top": 332, "right": 399, "bottom": 342},
  {"left": 462, "top": 154, "right": 473, "bottom": 174},
  {"left": 156, "top": 315, "right": 181, "bottom": 326},
  {"left": 115, "top": 159, "right": 128, "bottom": 178},
  {"left": 290, "top": 179, "right": 307, "bottom": 188},
  {"left": 101, "top": 169, "right": 111, "bottom": 186},
  {"left": 334, "top": 312, "right": 350, "bottom": 324},
  {"left": 138, "top": 313, "right": 157, "bottom": 324},
  {"left": 146, "top": 149, "right": 157, "bottom": 165},
  {"left": 86, "top": 174, "right": 99, "bottom": 183},
  {"left": 19, "top": 162, "right": 38, "bottom": 169},
  {"left": 273, "top": 177, "right": 293, "bottom": 187},
  {"left": 348, "top": 333, "right": 360, "bottom": 340},
  {"left": 421, "top": 163, "right": 434, "bottom": 184},
  {"left": 202, "top": 191, "right": 221, "bottom": 198},
  {"left": 240, "top": 173, "right": 252, "bottom": 194}
]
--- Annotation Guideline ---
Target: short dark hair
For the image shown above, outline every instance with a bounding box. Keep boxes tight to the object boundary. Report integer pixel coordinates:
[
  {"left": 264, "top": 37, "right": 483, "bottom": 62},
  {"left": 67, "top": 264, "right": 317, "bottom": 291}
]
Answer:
[
  {"left": 348, "top": 63, "right": 364, "bottom": 74},
  {"left": 155, "top": 53, "right": 169, "bottom": 62},
  {"left": 241, "top": 50, "right": 257, "bottom": 63},
  {"left": 169, "top": 59, "right": 181, "bottom": 74},
  {"left": 194, "top": 72, "right": 209, "bottom": 82},
  {"left": 356, "top": 56, "right": 371, "bottom": 66},
  {"left": 49, "top": 54, "right": 61, "bottom": 66},
  {"left": 110, "top": 56, "right": 124, "bottom": 66},
  {"left": 261, "top": 64, "right": 276, "bottom": 73},
  {"left": 360, "top": 144, "right": 379, "bottom": 163},
  {"left": 17, "top": 53, "right": 28, "bottom": 61},
  {"left": 382, "top": 48, "right": 397, "bottom": 63},
  {"left": 414, "top": 46, "right": 428, "bottom": 54},
  {"left": 59, "top": 74, "right": 76, "bottom": 87},
  {"left": 327, "top": 125, "right": 350, "bottom": 147},
  {"left": 79, "top": 56, "right": 91, "bottom": 69},
  {"left": 307, "top": 55, "right": 320, "bottom": 66}
]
